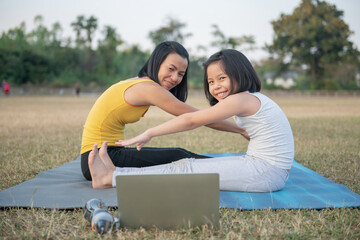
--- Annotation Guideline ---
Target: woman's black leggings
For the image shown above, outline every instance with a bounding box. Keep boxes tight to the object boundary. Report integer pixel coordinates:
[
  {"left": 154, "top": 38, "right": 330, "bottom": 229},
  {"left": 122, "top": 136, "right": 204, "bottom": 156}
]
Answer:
[{"left": 81, "top": 146, "right": 210, "bottom": 180}]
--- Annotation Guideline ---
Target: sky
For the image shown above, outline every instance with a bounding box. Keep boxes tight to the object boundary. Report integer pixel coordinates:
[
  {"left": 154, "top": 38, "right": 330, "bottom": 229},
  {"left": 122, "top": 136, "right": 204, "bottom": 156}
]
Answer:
[{"left": 0, "top": 0, "right": 359, "bottom": 62}]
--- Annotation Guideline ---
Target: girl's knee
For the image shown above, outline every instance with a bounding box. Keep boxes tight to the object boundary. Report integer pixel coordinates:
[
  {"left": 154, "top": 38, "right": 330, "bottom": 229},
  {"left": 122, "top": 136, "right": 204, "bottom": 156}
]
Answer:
[{"left": 166, "top": 158, "right": 194, "bottom": 173}]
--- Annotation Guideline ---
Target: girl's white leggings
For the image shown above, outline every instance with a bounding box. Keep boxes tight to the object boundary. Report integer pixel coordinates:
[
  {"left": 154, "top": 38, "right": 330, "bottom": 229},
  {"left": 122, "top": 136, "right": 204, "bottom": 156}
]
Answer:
[{"left": 112, "top": 154, "right": 289, "bottom": 192}]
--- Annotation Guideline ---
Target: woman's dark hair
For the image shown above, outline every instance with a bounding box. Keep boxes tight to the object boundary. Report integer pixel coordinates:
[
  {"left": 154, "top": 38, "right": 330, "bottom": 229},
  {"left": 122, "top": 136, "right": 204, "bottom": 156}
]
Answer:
[
  {"left": 138, "top": 41, "right": 190, "bottom": 102},
  {"left": 203, "top": 49, "right": 261, "bottom": 106}
]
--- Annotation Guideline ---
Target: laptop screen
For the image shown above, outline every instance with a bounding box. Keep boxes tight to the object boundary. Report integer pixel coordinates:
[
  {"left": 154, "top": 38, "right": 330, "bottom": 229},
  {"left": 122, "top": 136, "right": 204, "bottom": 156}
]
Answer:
[{"left": 116, "top": 173, "right": 219, "bottom": 229}]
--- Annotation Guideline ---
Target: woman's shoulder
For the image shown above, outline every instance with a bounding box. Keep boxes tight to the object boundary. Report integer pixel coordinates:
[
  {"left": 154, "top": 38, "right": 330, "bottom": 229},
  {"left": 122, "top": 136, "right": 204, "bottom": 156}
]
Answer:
[
  {"left": 123, "top": 78, "right": 168, "bottom": 97},
  {"left": 115, "top": 77, "right": 156, "bottom": 88},
  {"left": 122, "top": 77, "right": 154, "bottom": 83},
  {"left": 127, "top": 78, "right": 160, "bottom": 89}
]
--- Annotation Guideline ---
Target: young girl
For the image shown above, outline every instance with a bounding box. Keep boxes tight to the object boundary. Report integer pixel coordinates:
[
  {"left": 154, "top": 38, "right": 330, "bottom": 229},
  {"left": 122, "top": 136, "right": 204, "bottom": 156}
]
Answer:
[
  {"left": 88, "top": 49, "right": 294, "bottom": 192},
  {"left": 80, "top": 42, "right": 245, "bottom": 180}
]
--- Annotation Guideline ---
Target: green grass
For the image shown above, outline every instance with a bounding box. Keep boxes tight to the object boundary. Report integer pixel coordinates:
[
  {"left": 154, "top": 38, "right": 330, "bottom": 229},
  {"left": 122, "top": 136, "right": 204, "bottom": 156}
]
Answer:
[{"left": 0, "top": 95, "right": 359, "bottom": 239}]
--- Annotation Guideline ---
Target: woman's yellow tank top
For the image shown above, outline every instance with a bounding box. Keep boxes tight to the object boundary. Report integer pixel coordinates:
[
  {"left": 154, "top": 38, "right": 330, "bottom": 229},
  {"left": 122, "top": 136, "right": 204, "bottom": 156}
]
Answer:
[{"left": 80, "top": 79, "right": 153, "bottom": 154}]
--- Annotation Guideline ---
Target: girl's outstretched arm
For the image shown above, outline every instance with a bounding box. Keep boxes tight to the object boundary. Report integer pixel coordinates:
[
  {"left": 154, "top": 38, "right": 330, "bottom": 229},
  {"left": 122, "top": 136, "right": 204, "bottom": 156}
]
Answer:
[
  {"left": 117, "top": 94, "right": 251, "bottom": 149},
  {"left": 127, "top": 81, "right": 247, "bottom": 135}
]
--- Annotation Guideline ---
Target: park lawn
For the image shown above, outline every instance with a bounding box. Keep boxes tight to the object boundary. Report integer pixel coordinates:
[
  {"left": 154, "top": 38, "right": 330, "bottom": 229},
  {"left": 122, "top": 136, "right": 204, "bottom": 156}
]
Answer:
[{"left": 0, "top": 94, "right": 359, "bottom": 239}]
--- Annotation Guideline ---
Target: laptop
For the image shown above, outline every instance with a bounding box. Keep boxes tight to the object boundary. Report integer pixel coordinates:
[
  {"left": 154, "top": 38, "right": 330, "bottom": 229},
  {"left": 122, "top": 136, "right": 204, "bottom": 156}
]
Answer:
[{"left": 115, "top": 173, "right": 219, "bottom": 229}]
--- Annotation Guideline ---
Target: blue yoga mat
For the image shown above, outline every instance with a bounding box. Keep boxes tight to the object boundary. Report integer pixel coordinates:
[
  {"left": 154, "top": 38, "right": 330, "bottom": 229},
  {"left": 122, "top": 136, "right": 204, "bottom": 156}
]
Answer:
[
  {"left": 0, "top": 153, "right": 359, "bottom": 210},
  {"left": 207, "top": 153, "right": 360, "bottom": 209}
]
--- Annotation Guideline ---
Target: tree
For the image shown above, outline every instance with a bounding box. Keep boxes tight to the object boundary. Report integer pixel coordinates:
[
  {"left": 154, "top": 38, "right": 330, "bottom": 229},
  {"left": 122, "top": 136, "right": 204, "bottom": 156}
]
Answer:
[
  {"left": 268, "top": 0, "right": 359, "bottom": 89},
  {"left": 115, "top": 45, "right": 150, "bottom": 79},
  {"left": 97, "top": 25, "right": 123, "bottom": 75},
  {"left": 71, "top": 15, "right": 98, "bottom": 74},
  {"left": 84, "top": 16, "right": 98, "bottom": 49},
  {"left": 148, "top": 17, "right": 192, "bottom": 46},
  {"left": 0, "top": 48, "right": 52, "bottom": 85},
  {"left": 71, "top": 15, "right": 98, "bottom": 48},
  {"left": 28, "top": 15, "right": 50, "bottom": 49},
  {"left": 0, "top": 22, "right": 28, "bottom": 51},
  {"left": 210, "top": 24, "right": 256, "bottom": 52},
  {"left": 50, "top": 22, "right": 63, "bottom": 48},
  {"left": 71, "top": 15, "right": 86, "bottom": 47}
]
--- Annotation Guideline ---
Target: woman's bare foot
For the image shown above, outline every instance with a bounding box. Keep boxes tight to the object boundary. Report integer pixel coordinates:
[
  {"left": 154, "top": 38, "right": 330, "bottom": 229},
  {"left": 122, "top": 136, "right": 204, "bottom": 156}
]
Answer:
[
  {"left": 99, "top": 141, "right": 116, "bottom": 171},
  {"left": 88, "top": 144, "right": 114, "bottom": 189}
]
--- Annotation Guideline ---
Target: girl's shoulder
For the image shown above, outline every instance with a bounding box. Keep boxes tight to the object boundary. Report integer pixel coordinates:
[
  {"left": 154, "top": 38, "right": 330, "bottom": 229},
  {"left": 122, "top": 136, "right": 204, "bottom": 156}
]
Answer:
[
  {"left": 231, "top": 92, "right": 261, "bottom": 101},
  {"left": 237, "top": 91, "right": 271, "bottom": 103},
  {"left": 225, "top": 92, "right": 261, "bottom": 117}
]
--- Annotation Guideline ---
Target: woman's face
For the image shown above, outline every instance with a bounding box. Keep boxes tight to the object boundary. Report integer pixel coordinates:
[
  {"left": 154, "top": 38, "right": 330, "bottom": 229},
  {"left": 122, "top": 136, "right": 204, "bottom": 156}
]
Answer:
[
  {"left": 158, "top": 53, "right": 188, "bottom": 90},
  {"left": 207, "top": 61, "right": 232, "bottom": 101}
]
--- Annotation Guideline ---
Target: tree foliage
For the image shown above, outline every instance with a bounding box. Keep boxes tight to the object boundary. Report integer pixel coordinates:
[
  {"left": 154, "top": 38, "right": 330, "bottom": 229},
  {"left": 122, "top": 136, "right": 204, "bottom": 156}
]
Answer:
[
  {"left": 0, "top": 8, "right": 357, "bottom": 90},
  {"left": 268, "top": 0, "right": 359, "bottom": 89},
  {"left": 211, "top": 24, "right": 256, "bottom": 52},
  {"left": 148, "top": 17, "right": 192, "bottom": 46},
  {"left": 97, "top": 25, "right": 124, "bottom": 75},
  {"left": 0, "top": 15, "right": 145, "bottom": 87}
]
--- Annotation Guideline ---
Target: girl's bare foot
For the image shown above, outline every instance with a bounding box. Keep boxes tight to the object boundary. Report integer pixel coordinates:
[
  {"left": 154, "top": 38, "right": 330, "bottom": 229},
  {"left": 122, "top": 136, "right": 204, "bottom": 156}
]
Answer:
[
  {"left": 99, "top": 141, "right": 116, "bottom": 171},
  {"left": 88, "top": 144, "right": 114, "bottom": 189}
]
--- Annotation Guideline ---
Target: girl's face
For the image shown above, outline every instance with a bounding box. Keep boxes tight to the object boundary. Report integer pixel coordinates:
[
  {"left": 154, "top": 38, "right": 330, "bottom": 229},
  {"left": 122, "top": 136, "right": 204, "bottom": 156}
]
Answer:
[
  {"left": 158, "top": 53, "right": 188, "bottom": 90},
  {"left": 207, "top": 61, "right": 232, "bottom": 101}
]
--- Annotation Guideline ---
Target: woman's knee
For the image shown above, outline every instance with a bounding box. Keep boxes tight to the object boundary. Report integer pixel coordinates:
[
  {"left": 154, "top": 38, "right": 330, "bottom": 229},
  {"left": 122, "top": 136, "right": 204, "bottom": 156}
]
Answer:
[{"left": 174, "top": 148, "right": 209, "bottom": 159}]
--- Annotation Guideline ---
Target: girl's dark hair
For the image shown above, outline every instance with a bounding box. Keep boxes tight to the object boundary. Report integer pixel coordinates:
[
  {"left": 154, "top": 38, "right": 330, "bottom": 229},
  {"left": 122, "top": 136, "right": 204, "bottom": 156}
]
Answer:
[
  {"left": 138, "top": 41, "right": 190, "bottom": 102},
  {"left": 203, "top": 49, "right": 261, "bottom": 106}
]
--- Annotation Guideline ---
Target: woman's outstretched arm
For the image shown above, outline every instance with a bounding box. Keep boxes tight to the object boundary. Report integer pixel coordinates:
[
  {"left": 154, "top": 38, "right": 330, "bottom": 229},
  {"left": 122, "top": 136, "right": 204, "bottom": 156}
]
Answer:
[
  {"left": 117, "top": 94, "right": 249, "bottom": 150},
  {"left": 126, "top": 81, "right": 248, "bottom": 136}
]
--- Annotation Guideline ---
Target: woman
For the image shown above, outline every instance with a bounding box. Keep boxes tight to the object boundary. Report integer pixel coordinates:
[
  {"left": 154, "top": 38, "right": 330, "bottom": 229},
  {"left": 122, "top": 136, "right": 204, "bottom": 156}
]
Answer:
[{"left": 81, "top": 42, "right": 245, "bottom": 180}]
